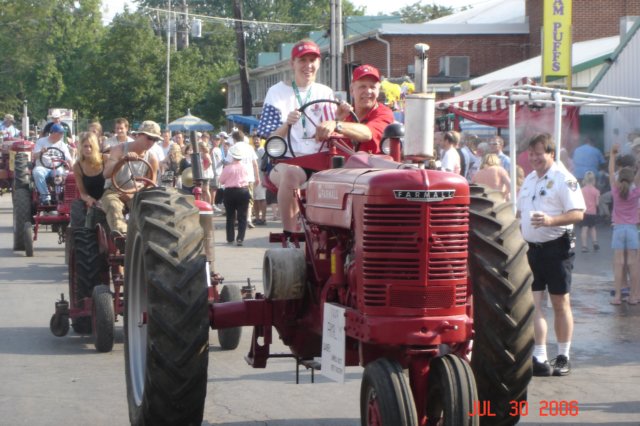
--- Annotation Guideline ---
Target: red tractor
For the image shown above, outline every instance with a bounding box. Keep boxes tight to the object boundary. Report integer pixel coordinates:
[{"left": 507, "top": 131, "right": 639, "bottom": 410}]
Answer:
[
  {"left": 121, "top": 116, "right": 534, "bottom": 425},
  {"left": 0, "top": 137, "right": 34, "bottom": 194},
  {"left": 12, "top": 147, "right": 75, "bottom": 256},
  {"left": 50, "top": 156, "right": 245, "bottom": 353}
]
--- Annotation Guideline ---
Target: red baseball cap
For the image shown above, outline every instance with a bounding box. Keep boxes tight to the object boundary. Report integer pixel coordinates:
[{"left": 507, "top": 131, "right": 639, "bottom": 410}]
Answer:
[
  {"left": 352, "top": 64, "right": 381, "bottom": 82},
  {"left": 291, "top": 40, "right": 321, "bottom": 60}
]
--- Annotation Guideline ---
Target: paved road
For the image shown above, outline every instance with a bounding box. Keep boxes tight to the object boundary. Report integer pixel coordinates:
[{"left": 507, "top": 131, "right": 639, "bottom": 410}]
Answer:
[{"left": 0, "top": 194, "right": 639, "bottom": 425}]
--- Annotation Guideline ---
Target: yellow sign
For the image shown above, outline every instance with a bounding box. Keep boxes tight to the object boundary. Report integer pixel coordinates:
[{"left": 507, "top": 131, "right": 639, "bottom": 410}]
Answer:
[{"left": 542, "top": 0, "right": 572, "bottom": 81}]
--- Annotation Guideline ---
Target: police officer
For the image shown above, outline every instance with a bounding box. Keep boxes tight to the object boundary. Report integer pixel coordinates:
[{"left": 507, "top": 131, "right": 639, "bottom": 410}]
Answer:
[{"left": 517, "top": 133, "right": 585, "bottom": 377}]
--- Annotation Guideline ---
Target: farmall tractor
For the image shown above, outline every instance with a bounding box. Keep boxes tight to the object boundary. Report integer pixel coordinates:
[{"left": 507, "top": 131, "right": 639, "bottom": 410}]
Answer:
[
  {"left": 122, "top": 45, "right": 534, "bottom": 426},
  {"left": 50, "top": 153, "right": 244, "bottom": 353},
  {"left": 0, "top": 137, "right": 33, "bottom": 195},
  {"left": 12, "top": 147, "right": 75, "bottom": 256}
]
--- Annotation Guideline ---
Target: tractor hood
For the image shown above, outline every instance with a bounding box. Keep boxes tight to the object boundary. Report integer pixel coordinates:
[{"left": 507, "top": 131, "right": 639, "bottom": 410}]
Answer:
[{"left": 306, "top": 165, "right": 469, "bottom": 229}]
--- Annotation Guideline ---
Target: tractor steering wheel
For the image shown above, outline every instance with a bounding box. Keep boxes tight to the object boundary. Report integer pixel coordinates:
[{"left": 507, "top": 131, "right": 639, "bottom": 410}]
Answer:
[
  {"left": 110, "top": 157, "right": 155, "bottom": 195},
  {"left": 40, "top": 147, "right": 67, "bottom": 170},
  {"left": 286, "top": 99, "right": 360, "bottom": 157}
]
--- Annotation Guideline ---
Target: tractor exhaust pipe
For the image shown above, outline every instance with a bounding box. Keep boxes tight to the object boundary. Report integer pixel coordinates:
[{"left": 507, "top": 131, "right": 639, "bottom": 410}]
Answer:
[{"left": 404, "top": 43, "right": 435, "bottom": 162}]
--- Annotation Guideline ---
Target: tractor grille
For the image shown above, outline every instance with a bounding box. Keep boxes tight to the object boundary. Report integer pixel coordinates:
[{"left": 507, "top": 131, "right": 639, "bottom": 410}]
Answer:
[{"left": 361, "top": 203, "right": 469, "bottom": 311}]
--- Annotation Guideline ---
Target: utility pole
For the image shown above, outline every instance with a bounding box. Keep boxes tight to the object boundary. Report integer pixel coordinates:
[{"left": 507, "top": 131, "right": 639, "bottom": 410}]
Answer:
[
  {"left": 177, "top": 0, "right": 189, "bottom": 49},
  {"left": 165, "top": 0, "right": 171, "bottom": 126},
  {"left": 233, "top": 0, "right": 252, "bottom": 117},
  {"left": 330, "top": 0, "right": 344, "bottom": 92}
]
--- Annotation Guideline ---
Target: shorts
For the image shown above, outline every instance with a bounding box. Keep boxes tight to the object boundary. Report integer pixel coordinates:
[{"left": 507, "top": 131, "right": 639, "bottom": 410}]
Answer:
[
  {"left": 527, "top": 235, "right": 574, "bottom": 295},
  {"left": 579, "top": 214, "right": 598, "bottom": 228},
  {"left": 611, "top": 224, "right": 640, "bottom": 250}
]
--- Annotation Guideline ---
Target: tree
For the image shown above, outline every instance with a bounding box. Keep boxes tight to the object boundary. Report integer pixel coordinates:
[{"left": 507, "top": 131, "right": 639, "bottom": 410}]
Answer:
[{"left": 392, "top": 2, "right": 454, "bottom": 23}]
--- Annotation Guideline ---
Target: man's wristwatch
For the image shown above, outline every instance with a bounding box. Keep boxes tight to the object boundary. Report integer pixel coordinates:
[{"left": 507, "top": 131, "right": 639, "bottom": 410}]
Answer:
[{"left": 335, "top": 121, "right": 343, "bottom": 133}]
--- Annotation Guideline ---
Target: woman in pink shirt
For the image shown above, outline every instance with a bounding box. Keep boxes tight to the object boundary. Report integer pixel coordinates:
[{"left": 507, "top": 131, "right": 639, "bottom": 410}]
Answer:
[
  {"left": 472, "top": 153, "right": 511, "bottom": 200},
  {"left": 219, "top": 145, "right": 250, "bottom": 246},
  {"left": 579, "top": 171, "right": 600, "bottom": 253},
  {"left": 608, "top": 145, "right": 640, "bottom": 305}
]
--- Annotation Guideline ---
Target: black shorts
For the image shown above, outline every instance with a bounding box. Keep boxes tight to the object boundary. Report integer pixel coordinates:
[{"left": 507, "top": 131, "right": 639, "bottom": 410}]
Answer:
[
  {"left": 579, "top": 214, "right": 598, "bottom": 228},
  {"left": 527, "top": 234, "right": 575, "bottom": 295}
]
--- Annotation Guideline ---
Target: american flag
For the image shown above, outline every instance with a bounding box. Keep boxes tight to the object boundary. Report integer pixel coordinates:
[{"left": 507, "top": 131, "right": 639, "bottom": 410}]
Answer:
[{"left": 257, "top": 104, "right": 281, "bottom": 138}]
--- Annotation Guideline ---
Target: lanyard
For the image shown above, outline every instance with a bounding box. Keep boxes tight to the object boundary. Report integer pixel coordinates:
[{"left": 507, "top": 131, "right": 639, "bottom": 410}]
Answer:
[{"left": 292, "top": 81, "right": 312, "bottom": 137}]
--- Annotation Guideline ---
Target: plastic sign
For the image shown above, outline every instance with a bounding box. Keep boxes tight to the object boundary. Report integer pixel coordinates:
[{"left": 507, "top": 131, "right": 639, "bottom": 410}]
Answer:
[
  {"left": 321, "top": 303, "right": 346, "bottom": 383},
  {"left": 542, "top": 0, "right": 572, "bottom": 81}
]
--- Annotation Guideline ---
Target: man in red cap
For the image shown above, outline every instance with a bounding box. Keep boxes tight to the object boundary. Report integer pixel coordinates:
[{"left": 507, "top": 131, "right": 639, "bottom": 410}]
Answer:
[
  {"left": 315, "top": 64, "right": 394, "bottom": 154},
  {"left": 257, "top": 39, "right": 335, "bottom": 240}
]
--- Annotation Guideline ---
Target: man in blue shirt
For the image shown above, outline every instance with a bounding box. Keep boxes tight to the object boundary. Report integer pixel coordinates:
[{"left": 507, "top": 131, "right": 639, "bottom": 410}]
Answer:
[
  {"left": 489, "top": 135, "right": 510, "bottom": 171},
  {"left": 572, "top": 136, "right": 605, "bottom": 180}
]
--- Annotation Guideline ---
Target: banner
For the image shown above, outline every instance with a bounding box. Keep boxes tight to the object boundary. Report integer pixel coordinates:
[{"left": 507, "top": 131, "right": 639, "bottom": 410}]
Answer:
[{"left": 542, "top": 0, "right": 572, "bottom": 82}]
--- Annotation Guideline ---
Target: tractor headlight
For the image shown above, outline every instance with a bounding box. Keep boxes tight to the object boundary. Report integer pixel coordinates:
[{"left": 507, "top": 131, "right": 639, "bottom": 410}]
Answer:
[
  {"left": 265, "top": 136, "right": 287, "bottom": 158},
  {"left": 380, "top": 138, "right": 403, "bottom": 155}
]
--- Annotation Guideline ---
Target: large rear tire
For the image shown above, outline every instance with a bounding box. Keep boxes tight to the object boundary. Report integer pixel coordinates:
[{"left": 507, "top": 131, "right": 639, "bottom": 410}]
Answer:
[
  {"left": 23, "top": 222, "right": 34, "bottom": 257},
  {"left": 92, "top": 284, "right": 115, "bottom": 353},
  {"left": 13, "top": 188, "right": 31, "bottom": 251},
  {"left": 124, "top": 188, "right": 209, "bottom": 426},
  {"left": 12, "top": 152, "right": 30, "bottom": 192},
  {"left": 217, "top": 285, "right": 242, "bottom": 350},
  {"left": 425, "top": 355, "right": 478, "bottom": 426},
  {"left": 72, "top": 227, "right": 107, "bottom": 302},
  {"left": 468, "top": 185, "right": 535, "bottom": 426},
  {"left": 360, "top": 358, "right": 418, "bottom": 426}
]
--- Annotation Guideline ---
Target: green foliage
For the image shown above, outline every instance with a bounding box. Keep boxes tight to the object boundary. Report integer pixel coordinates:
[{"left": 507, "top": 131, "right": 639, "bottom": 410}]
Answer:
[
  {"left": 392, "top": 2, "right": 454, "bottom": 23},
  {"left": 0, "top": 0, "right": 372, "bottom": 131}
]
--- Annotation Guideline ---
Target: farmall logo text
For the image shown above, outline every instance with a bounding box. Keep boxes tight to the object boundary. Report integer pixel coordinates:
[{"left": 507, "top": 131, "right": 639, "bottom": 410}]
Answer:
[
  {"left": 318, "top": 185, "right": 339, "bottom": 200},
  {"left": 393, "top": 189, "right": 456, "bottom": 202}
]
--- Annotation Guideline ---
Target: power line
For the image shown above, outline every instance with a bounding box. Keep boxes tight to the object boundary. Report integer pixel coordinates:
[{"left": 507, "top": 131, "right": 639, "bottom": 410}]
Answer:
[{"left": 144, "top": 6, "right": 319, "bottom": 30}]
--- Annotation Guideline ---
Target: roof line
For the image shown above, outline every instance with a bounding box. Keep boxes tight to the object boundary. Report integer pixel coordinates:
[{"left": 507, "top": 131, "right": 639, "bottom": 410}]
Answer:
[{"left": 588, "top": 19, "right": 640, "bottom": 91}]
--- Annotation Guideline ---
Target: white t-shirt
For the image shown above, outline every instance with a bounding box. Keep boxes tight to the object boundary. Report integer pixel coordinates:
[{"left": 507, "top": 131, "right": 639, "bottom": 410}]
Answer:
[
  {"left": 257, "top": 81, "right": 335, "bottom": 156},
  {"left": 34, "top": 136, "right": 71, "bottom": 168},
  {"left": 441, "top": 146, "right": 461, "bottom": 174},
  {"left": 103, "top": 135, "right": 134, "bottom": 150},
  {"left": 231, "top": 141, "right": 258, "bottom": 183},
  {"left": 211, "top": 146, "right": 223, "bottom": 177}
]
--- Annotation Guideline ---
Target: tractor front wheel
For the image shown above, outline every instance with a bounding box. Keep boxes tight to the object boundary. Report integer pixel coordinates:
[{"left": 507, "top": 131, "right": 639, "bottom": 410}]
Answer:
[
  {"left": 49, "top": 313, "right": 70, "bottom": 337},
  {"left": 425, "top": 354, "right": 478, "bottom": 426},
  {"left": 360, "top": 358, "right": 418, "bottom": 426},
  {"left": 124, "top": 188, "right": 208, "bottom": 426},
  {"left": 468, "top": 185, "right": 535, "bottom": 426},
  {"left": 217, "top": 284, "right": 242, "bottom": 350},
  {"left": 92, "top": 284, "right": 115, "bottom": 353}
]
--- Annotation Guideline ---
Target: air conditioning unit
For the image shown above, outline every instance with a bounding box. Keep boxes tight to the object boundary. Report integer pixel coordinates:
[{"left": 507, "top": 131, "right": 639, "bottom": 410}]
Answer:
[{"left": 439, "top": 56, "right": 470, "bottom": 78}]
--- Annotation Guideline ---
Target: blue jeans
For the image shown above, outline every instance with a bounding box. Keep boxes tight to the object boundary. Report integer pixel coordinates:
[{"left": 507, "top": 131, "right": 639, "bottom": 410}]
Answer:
[{"left": 32, "top": 166, "right": 54, "bottom": 201}]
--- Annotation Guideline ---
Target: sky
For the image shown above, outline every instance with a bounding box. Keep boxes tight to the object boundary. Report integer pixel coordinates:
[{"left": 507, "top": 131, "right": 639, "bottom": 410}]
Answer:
[{"left": 102, "top": 0, "right": 494, "bottom": 25}]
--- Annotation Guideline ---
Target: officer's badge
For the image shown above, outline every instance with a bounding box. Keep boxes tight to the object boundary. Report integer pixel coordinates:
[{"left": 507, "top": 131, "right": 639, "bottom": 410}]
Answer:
[
  {"left": 566, "top": 180, "right": 578, "bottom": 191},
  {"left": 546, "top": 180, "right": 554, "bottom": 189}
]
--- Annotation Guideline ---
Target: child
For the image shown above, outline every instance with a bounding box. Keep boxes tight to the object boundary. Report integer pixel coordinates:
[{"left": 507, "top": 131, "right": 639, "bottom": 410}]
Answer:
[
  {"left": 608, "top": 145, "right": 640, "bottom": 305},
  {"left": 579, "top": 171, "right": 600, "bottom": 252}
]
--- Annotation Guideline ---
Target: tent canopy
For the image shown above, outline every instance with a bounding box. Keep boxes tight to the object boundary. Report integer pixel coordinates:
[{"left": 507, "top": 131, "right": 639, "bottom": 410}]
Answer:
[{"left": 227, "top": 114, "right": 260, "bottom": 133}]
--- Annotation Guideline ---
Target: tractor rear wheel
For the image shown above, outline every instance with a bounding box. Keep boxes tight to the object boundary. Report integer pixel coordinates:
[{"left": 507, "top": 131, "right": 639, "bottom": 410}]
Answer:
[
  {"left": 468, "top": 185, "right": 534, "bottom": 426},
  {"left": 23, "top": 222, "right": 33, "bottom": 257},
  {"left": 92, "top": 284, "right": 115, "bottom": 352},
  {"left": 425, "top": 354, "right": 478, "bottom": 426},
  {"left": 12, "top": 152, "right": 30, "bottom": 192},
  {"left": 124, "top": 188, "right": 208, "bottom": 426},
  {"left": 72, "top": 227, "right": 106, "bottom": 303},
  {"left": 13, "top": 188, "right": 31, "bottom": 251},
  {"left": 360, "top": 358, "right": 418, "bottom": 426},
  {"left": 217, "top": 284, "right": 242, "bottom": 350}
]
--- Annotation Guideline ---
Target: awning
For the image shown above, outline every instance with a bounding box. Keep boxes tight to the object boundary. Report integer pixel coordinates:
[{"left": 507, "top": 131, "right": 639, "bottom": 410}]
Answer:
[
  {"left": 437, "top": 77, "right": 532, "bottom": 112},
  {"left": 226, "top": 114, "right": 260, "bottom": 128}
]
